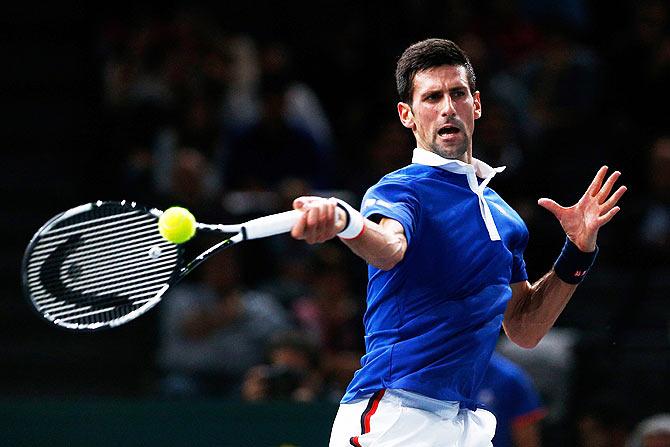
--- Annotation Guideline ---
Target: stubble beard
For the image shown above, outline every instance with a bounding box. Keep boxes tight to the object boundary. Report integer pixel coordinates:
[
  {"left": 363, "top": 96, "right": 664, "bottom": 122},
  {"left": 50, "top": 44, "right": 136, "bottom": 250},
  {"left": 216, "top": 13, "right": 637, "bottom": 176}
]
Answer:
[{"left": 429, "top": 133, "right": 469, "bottom": 161}]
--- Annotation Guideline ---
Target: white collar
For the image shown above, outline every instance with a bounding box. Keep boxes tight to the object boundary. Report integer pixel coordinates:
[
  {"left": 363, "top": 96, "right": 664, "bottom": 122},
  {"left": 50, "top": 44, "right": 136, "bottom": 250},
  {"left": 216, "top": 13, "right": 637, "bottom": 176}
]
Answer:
[
  {"left": 411, "top": 148, "right": 505, "bottom": 241},
  {"left": 411, "top": 148, "right": 505, "bottom": 179}
]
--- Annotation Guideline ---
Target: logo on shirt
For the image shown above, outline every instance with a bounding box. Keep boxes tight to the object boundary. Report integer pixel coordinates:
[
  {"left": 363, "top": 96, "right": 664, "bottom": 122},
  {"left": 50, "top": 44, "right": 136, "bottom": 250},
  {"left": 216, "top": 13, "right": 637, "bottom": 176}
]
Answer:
[
  {"left": 490, "top": 201, "right": 511, "bottom": 218},
  {"left": 363, "top": 198, "right": 394, "bottom": 211}
]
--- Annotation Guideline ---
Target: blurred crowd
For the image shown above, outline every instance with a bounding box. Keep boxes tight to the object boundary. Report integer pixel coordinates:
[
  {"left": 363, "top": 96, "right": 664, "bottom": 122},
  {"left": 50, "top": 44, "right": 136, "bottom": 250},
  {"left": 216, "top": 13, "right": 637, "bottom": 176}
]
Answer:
[{"left": 23, "top": 0, "right": 669, "bottom": 445}]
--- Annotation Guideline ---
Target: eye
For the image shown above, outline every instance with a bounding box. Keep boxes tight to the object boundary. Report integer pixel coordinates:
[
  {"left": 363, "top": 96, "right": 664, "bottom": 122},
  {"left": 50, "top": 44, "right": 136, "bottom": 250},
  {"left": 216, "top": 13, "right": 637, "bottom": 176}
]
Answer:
[
  {"left": 451, "top": 89, "right": 467, "bottom": 99},
  {"left": 425, "top": 92, "right": 441, "bottom": 101}
]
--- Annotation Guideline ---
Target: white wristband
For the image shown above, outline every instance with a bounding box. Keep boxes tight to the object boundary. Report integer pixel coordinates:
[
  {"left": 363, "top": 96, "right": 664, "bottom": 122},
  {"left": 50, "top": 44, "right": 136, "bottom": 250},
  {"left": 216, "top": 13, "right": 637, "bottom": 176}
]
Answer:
[{"left": 332, "top": 198, "right": 365, "bottom": 239}]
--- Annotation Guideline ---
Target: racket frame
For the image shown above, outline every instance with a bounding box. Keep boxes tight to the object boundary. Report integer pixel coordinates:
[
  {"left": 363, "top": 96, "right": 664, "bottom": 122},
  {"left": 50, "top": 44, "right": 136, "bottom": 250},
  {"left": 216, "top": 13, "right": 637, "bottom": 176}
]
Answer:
[{"left": 22, "top": 201, "right": 186, "bottom": 331}]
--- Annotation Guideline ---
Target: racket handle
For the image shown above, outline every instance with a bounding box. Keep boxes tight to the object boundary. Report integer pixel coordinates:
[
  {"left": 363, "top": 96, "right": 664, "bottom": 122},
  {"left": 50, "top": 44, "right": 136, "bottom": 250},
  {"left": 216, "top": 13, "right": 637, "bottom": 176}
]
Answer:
[
  {"left": 242, "top": 205, "right": 349, "bottom": 240},
  {"left": 242, "top": 210, "right": 302, "bottom": 240}
]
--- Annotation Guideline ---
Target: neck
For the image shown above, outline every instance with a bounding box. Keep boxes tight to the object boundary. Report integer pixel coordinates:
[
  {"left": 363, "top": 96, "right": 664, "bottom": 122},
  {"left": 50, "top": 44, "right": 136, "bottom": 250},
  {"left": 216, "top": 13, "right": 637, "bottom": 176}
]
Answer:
[{"left": 416, "top": 145, "right": 472, "bottom": 164}]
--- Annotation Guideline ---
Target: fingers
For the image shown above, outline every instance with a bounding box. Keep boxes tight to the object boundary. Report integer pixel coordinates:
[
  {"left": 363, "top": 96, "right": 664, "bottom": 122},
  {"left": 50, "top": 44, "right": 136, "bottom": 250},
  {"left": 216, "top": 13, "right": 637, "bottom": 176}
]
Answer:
[
  {"left": 293, "top": 196, "right": 323, "bottom": 210},
  {"left": 596, "top": 170, "right": 621, "bottom": 203},
  {"left": 598, "top": 206, "right": 621, "bottom": 226},
  {"left": 290, "top": 197, "right": 339, "bottom": 244},
  {"left": 290, "top": 209, "right": 308, "bottom": 239},
  {"left": 537, "top": 198, "right": 566, "bottom": 217},
  {"left": 601, "top": 185, "right": 627, "bottom": 211},
  {"left": 326, "top": 197, "right": 335, "bottom": 224},
  {"left": 586, "top": 166, "right": 609, "bottom": 197}
]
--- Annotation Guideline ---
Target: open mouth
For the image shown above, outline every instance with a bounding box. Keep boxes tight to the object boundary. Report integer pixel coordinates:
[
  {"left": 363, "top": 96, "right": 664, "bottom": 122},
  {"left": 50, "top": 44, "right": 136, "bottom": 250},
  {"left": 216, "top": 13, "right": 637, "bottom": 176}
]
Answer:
[{"left": 437, "top": 125, "right": 461, "bottom": 137}]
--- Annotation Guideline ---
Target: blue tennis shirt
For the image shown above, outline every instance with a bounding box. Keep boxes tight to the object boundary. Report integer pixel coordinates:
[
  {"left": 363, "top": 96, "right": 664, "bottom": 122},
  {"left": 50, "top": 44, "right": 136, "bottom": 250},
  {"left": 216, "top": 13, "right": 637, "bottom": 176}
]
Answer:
[{"left": 341, "top": 148, "right": 529, "bottom": 409}]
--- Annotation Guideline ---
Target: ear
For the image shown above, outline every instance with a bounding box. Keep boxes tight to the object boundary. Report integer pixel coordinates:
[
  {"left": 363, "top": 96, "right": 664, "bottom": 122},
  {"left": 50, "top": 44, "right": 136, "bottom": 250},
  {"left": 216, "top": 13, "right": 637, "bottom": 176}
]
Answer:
[
  {"left": 473, "top": 91, "right": 482, "bottom": 120},
  {"left": 397, "top": 102, "right": 415, "bottom": 129}
]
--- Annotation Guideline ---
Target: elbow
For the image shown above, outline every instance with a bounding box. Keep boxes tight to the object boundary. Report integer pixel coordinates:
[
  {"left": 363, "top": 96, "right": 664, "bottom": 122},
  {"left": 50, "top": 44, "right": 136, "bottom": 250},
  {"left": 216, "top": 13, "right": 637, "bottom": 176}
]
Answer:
[
  {"left": 371, "top": 236, "right": 406, "bottom": 271},
  {"left": 512, "top": 336, "right": 541, "bottom": 350},
  {"left": 502, "top": 321, "right": 541, "bottom": 349},
  {"left": 372, "top": 251, "right": 404, "bottom": 271}
]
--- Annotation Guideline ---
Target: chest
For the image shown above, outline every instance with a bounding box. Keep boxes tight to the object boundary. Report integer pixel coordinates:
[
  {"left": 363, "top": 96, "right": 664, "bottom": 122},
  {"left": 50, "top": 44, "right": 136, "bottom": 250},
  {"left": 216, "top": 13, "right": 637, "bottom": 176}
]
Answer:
[{"left": 419, "top": 182, "right": 524, "bottom": 250}]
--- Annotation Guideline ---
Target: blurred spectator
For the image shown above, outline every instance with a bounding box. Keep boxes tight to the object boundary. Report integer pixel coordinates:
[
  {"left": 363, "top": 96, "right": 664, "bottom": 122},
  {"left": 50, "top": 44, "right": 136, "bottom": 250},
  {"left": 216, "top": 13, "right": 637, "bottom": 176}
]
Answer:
[
  {"left": 477, "top": 351, "right": 546, "bottom": 447},
  {"left": 156, "top": 246, "right": 291, "bottom": 397},
  {"left": 627, "top": 414, "right": 670, "bottom": 447},
  {"left": 258, "top": 238, "right": 314, "bottom": 308},
  {"left": 259, "top": 40, "right": 336, "bottom": 160},
  {"left": 218, "top": 37, "right": 335, "bottom": 191},
  {"left": 224, "top": 73, "right": 325, "bottom": 190},
  {"left": 576, "top": 394, "right": 632, "bottom": 447},
  {"left": 498, "top": 328, "right": 578, "bottom": 433},
  {"left": 522, "top": 21, "right": 601, "bottom": 202},
  {"left": 476, "top": 0, "right": 543, "bottom": 71},
  {"left": 241, "top": 331, "right": 323, "bottom": 402},
  {"left": 613, "top": 134, "right": 670, "bottom": 338},
  {"left": 218, "top": 34, "right": 262, "bottom": 131},
  {"left": 520, "top": 0, "right": 589, "bottom": 32},
  {"left": 292, "top": 245, "right": 364, "bottom": 353},
  {"left": 218, "top": 35, "right": 335, "bottom": 153},
  {"left": 638, "top": 135, "right": 670, "bottom": 258},
  {"left": 154, "top": 146, "right": 222, "bottom": 222},
  {"left": 473, "top": 97, "right": 526, "bottom": 201},
  {"left": 360, "top": 118, "right": 413, "bottom": 189},
  {"left": 291, "top": 244, "right": 365, "bottom": 401},
  {"left": 609, "top": 0, "right": 670, "bottom": 133}
]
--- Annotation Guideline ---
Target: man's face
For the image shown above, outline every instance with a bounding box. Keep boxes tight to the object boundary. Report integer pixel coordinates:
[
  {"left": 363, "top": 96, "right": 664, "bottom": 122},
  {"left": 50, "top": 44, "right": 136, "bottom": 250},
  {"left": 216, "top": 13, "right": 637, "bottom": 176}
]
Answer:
[{"left": 398, "top": 65, "right": 481, "bottom": 162}]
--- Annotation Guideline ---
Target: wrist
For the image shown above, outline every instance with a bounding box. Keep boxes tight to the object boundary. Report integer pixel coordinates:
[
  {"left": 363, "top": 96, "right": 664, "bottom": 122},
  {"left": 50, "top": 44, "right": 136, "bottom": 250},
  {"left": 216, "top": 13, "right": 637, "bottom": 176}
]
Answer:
[
  {"left": 332, "top": 198, "right": 365, "bottom": 240},
  {"left": 553, "top": 236, "right": 599, "bottom": 284},
  {"left": 570, "top": 235, "right": 597, "bottom": 252}
]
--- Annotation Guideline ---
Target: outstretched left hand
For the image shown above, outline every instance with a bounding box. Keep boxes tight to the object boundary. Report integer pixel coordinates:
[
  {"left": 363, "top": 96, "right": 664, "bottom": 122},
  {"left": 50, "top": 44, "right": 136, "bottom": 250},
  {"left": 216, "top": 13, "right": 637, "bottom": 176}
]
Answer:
[{"left": 538, "top": 166, "right": 627, "bottom": 252}]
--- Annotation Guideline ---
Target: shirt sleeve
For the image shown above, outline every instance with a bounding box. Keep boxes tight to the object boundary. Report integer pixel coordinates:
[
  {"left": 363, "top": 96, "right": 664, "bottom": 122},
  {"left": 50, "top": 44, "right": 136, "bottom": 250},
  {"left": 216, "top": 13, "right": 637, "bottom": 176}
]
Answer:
[
  {"left": 510, "top": 223, "right": 529, "bottom": 283},
  {"left": 360, "top": 179, "right": 419, "bottom": 246}
]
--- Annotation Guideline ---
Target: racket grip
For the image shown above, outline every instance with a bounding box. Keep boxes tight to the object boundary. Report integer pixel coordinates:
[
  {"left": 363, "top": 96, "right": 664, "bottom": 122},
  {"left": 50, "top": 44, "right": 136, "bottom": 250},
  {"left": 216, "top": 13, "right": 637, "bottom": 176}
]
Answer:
[{"left": 242, "top": 210, "right": 302, "bottom": 240}]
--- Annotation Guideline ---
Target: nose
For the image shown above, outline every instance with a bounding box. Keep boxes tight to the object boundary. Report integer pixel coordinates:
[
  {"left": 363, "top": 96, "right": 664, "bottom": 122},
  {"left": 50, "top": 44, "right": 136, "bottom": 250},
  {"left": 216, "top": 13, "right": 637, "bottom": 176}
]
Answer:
[{"left": 441, "top": 96, "right": 456, "bottom": 117}]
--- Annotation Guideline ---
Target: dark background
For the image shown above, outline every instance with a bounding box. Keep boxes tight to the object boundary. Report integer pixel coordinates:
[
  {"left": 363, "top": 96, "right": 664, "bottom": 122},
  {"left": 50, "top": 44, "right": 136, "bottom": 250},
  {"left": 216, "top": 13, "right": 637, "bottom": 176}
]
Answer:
[{"left": 2, "top": 1, "right": 669, "bottom": 445}]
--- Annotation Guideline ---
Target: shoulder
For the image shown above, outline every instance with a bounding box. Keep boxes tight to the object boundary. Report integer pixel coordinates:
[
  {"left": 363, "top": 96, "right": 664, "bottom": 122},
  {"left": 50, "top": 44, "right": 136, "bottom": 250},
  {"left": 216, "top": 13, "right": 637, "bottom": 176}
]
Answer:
[
  {"left": 381, "top": 164, "right": 440, "bottom": 182},
  {"left": 364, "top": 164, "right": 439, "bottom": 195},
  {"left": 485, "top": 189, "right": 529, "bottom": 238}
]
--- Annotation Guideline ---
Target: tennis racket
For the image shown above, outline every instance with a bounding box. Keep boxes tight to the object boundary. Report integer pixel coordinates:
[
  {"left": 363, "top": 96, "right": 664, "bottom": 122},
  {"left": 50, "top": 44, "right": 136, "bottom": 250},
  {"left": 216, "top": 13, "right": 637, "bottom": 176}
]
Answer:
[{"left": 22, "top": 200, "right": 351, "bottom": 331}]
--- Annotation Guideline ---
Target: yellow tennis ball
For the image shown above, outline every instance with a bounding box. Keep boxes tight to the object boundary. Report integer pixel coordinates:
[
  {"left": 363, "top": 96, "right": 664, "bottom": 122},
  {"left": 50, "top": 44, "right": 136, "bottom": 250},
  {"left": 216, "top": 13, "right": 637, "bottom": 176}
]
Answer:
[{"left": 158, "top": 206, "right": 197, "bottom": 244}]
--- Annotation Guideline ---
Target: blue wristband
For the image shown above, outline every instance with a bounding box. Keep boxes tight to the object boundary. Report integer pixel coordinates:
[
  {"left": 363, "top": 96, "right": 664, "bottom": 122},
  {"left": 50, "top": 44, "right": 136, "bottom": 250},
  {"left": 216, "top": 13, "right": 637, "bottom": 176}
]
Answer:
[{"left": 553, "top": 236, "right": 599, "bottom": 284}]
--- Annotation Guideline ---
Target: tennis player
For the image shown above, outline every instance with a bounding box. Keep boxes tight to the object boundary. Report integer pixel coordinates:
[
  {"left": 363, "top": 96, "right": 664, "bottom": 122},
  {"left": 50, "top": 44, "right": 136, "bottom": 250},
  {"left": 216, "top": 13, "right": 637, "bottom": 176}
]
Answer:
[{"left": 291, "top": 38, "right": 626, "bottom": 446}]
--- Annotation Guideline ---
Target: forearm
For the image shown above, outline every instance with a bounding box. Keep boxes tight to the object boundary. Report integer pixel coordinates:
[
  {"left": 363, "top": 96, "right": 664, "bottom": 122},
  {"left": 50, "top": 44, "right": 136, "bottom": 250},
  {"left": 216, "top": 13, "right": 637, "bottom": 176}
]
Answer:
[
  {"left": 503, "top": 272, "right": 578, "bottom": 348},
  {"left": 340, "top": 218, "right": 407, "bottom": 270},
  {"left": 290, "top": 196, "right": 408, "bottom": 269}
]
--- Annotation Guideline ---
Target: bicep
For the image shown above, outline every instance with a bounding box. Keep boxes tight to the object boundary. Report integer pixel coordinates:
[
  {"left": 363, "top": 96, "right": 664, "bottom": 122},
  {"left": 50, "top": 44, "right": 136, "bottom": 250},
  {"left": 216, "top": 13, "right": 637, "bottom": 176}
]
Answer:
[{"left": 379, "top": 217, "right": 407, "bottom": 242}]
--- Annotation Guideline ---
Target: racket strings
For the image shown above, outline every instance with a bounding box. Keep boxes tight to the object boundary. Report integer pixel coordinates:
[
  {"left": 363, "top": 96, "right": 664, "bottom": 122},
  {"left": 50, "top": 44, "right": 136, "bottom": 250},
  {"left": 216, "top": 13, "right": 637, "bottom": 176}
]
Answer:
[
  {"left": 28, "top": 239, "right": 176, "bottom": 288},
  {"left": 44, "top": 293, "right": 158, "bottom": 320},
  {"left": 28, "top": 219, "right": 164, "bottom": 262},
  {"left": 34, "top": 268, "right": 174, "bottom": 312},
  {"left": 25, "top": 204, "right": 180, "bottom": 328}
]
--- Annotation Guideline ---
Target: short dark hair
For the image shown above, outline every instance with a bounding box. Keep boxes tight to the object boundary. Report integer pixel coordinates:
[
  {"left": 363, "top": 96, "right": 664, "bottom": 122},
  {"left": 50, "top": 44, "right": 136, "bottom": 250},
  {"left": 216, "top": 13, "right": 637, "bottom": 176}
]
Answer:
[{"left": 395, "top": 38, "right": 476, "bottom": 105}]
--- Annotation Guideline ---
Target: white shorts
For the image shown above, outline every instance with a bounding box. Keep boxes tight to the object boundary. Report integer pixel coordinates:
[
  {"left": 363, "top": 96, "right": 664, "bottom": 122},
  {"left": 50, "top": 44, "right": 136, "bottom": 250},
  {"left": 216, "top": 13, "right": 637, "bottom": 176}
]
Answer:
[{"left": 329, "top": 389, "right": 496, "bottom": 447}]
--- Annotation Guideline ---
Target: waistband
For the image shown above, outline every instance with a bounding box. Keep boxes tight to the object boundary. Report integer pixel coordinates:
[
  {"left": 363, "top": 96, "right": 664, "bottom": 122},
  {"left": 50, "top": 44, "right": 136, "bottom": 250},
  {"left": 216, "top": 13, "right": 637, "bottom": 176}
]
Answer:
[{"left": 349, "top": 389, "right": 462, "bottom": 419}]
